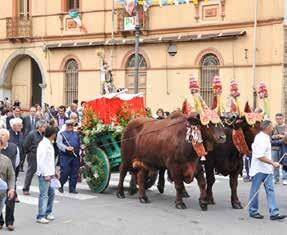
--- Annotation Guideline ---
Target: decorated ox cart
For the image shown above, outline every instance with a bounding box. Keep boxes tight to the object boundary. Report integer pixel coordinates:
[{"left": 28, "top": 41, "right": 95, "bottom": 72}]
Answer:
[{"left": 81, "top": 92, "right": 157, "bottom": 193}]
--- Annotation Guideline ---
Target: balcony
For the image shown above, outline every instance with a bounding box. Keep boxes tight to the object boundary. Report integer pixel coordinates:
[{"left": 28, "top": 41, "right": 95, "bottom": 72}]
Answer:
[{"left": 6, "top": 17, "right": 32, "bottom": 40}]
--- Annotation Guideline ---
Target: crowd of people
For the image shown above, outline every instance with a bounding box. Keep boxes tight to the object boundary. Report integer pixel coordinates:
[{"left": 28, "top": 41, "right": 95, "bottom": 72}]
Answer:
[
  {"left": 0, "top": 99, "right": 85, "bottom": 230},
  {"left": 1, "top": 100, "right": 287, "bottom": 231}
]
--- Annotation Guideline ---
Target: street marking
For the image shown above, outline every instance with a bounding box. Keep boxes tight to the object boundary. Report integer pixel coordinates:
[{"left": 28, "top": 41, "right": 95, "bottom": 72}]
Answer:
[
  {"left": 18, "top": 186, "right": 98, "bottom": 200},
  {"left": 18, "top": 194, "right": 59, "bottom": 206},
  {"left": 63, "top": 220, "right": 73, "bottom": 224}
]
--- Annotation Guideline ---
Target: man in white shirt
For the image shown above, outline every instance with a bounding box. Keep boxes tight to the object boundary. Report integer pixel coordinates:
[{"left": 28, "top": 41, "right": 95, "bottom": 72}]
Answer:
[
  {"left": 249, "top": 120, "right": 286, "bottom": 220},
  {"left": 36, "top": 126, "right": 58, "bottom": 224}
]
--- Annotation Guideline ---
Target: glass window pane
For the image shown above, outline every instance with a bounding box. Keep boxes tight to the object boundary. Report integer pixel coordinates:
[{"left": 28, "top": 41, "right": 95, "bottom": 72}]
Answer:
[
  {"left": 127, "top": 54, "right": 147, "bottom": 68},
  {"left": 200, "top": 54, "right": 219, "bottom": 107},
  {"left": 65, "top": 60, "right": 79, "bottom": 105}
]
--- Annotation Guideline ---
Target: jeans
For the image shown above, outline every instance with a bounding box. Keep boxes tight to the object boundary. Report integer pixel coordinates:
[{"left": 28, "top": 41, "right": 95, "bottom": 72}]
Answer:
[
  {"left": 0, "top": 193, "right": 5, "bottom": 214},
  {"left": 249, "top": 173, "right": 279, "bottom": 217},
  {"left": 272, "top": 149, "right": 287, "bottom": 180},
  {"left": 245, "top": 154, "right": 252, "bottom": 177},
  {"left": 36, "top": 176, "right": 55, "bottom": 220}
]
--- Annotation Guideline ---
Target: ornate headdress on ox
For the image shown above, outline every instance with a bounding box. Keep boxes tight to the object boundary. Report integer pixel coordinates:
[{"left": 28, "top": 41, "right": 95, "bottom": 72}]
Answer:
[
  {"left": 182, "top": 75, "right": 225, "bottom": 160},
  {"left": 229, "top": 80, "right": 242, "bottom": 116},
  {"left": 211, "top": 76, "right": 225, "bottom": 116},
  {"left": 188, "top": 75, "right": 221, "bottom": 126},
  {"left": 257, "top": 81, "right": 270, "bottom": 119},
  {"left": 227, "top": 81, "right": 262, "bottom": 155}
]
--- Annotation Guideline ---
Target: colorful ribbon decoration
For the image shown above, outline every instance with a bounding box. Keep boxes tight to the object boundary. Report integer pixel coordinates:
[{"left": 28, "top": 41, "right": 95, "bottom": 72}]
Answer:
[{"left": 117, "top": 0, "right": 209, "bottom": 12}]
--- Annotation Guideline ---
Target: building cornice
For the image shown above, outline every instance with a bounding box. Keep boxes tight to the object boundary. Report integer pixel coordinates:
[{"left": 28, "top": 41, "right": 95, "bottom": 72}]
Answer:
[{"left": 0, "top": 17, "right": 283, "bottom": 44}]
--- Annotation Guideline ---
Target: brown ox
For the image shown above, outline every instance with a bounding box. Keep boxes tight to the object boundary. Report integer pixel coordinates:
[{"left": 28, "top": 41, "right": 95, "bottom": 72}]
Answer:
[
  {"left": 204, "top": 113, "right": 261, "bottom": 209},
  {"left": 117, "top": 112, "right": 226, "bottom": 209}
]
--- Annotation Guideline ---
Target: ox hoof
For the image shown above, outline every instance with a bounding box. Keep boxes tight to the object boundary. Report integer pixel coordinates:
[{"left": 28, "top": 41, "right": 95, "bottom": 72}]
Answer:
[
  {"left": 232, "top": 202, "right": 243, "bottom": 209},
  {"left": 116, "top": 192, "right": 125, "bottom": 199},
  {"left": 157, "top": 185, "right": 164, "bottom": 194},
  {"left": 175, "top": 202, "right": 187, "bottom": 210},
  {"left": 199, "top": 200, "right": 208, "bottom": 211},
  {"left": 206, "top": 198, "right": 215, "bottom": 205},
  {"left": 139, "top": 196, "right": 151, "bottom": 204},
  {"left": 128, "top": 187, "right": 138, "bottom": 196},
  {"left": 181, "top": 191, "right": 190, "bottom": 198}
]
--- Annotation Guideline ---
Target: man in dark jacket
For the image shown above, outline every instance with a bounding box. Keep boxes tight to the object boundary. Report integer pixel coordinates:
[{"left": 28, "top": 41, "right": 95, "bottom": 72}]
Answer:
[
  {"left": 22, "top": 120, "right": 47, "bottom": 195},
  {"left": 6, "top": 106, "right": 22, "bottom": 130},
  {"left": 56, "top": 120, "right": 80, "bottom": 194},
  {"left": 23, "top": 106, "right": 39, "bottom": 137},
  {"left": 9, "top": 118, "right": 25, "bottom": 172},
  {"left": 56, "top": 106, "right": 67, "bottom": 130},
  {"left": 0, "top": 129, "right": 19, "bottom": 231}
]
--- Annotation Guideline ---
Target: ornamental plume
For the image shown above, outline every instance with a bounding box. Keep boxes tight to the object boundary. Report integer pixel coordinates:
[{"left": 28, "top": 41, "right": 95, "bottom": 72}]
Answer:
[
  {"left": 212, "top": 76, "right": 222, "bottom": 96},
  {"left": 189, "top": 75, "right": 200, "bottom": 94},
  {"left": 230, "top": 80, "right": 240, "bottom": 98},
  {"left": 258, "top": 81, "right": 268, "bottom": 99}
]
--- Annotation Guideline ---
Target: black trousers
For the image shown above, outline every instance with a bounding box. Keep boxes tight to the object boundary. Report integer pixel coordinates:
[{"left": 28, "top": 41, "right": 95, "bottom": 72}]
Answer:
[
  {"left": 0, "top": 195, "right": 15, "bottom": 226},
  {"left": 23, "top": 155, "right": 37, "bottom": 192}
]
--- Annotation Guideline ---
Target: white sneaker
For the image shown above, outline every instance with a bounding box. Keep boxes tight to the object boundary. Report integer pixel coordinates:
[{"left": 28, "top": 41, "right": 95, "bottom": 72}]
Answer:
[
  {"left": 283, "top": 180, "right": 287, "bottom": 185},
  {"left": 46, "top": 214, "right": 55, "bottom": 221},
  {"left": 36, "top": 218, "right": 50, "bottom": 224}
]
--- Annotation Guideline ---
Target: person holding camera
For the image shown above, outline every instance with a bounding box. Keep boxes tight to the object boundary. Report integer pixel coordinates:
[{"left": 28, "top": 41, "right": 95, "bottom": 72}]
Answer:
[{"left": 56, "top": 120, "right": 81, "bottom": 194}]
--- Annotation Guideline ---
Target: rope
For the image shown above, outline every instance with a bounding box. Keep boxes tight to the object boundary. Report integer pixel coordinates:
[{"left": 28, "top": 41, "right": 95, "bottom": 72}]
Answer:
[
  {"left": 46, "top": 104, "right": 188, "bottom": 150},
  {"left": 85, "top": 119, "right": 187, "bottom": 150},
  {"left": 244, "top": 152, "right": 287, "bottom": 210}
]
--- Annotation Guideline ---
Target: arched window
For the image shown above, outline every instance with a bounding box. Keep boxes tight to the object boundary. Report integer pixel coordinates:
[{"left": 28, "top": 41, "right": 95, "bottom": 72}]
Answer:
[
  {"left": 65, "top": 59, "right": 78, "bottom": 105},
  {"left": 65, "top": 0, "right": 79, "bottom": 11},
  {"left": 125, "top": 54, "right": 147, "bottom": 96},
  {"left": 200, "top": 54, "right": 220, "bottom": 107}
]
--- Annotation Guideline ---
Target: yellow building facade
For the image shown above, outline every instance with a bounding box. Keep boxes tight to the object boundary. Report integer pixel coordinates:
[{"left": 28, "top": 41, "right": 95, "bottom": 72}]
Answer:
[{"left": 0, "top": 0, "right": 285, "bottom": 117}]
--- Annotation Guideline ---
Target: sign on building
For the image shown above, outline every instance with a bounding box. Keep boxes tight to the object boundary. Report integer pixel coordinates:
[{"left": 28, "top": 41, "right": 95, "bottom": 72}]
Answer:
[{"left": 124, "top": 16, "right": 136, "bottom": 31}]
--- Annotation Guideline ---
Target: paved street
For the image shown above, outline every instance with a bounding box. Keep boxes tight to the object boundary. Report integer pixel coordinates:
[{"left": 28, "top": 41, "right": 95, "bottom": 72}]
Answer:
[{"left": 1, "top": 172, "right": 287, "bottom": 235}]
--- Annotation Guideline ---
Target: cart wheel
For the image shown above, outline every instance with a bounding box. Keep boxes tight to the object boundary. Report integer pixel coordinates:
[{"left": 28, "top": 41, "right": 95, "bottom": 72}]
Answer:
[
  {"left": 85, "top": 147, "right": 111, "bottom": 193},
  {"left": 145, "top": 171, "right": 158, "bottom": 189}
]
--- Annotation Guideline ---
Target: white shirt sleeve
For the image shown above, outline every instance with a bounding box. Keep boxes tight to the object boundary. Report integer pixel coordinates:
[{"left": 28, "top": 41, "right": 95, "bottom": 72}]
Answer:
[
  {"left": 37, "top": 142, "right": 45, "bottom": 175},
  {"left": 15, "top": 147, "right": 20, "bottom": 168},
  {"left": 252, "top": 137, "right": 268, "bottom": 159}
]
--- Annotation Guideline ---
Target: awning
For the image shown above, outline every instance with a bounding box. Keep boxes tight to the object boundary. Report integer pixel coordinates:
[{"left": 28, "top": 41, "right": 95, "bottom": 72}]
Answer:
[{"left": 46, "top": 31, "right": 246, "bottom": 50}]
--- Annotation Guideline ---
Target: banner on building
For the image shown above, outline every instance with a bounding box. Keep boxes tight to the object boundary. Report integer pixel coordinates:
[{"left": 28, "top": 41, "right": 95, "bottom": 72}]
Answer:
[
  {"left": 69, "top": 10, "right": 88, "bottom": 33},
  {"left": 117, "top": 0, "right": 209, "bottom": 12},
  {"left": 124, "top": 16, "right": 137, "bottom": 31}
]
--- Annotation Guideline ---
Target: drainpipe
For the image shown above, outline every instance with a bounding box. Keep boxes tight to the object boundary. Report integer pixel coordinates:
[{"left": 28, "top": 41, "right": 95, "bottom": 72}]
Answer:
[
  {"left": 110, "top": 0, "right": 115, "bottom": 69},
  {"left": 134, "top": 8, "right": 140, "bottom": 94},
  {"left": 252, "top": 0, "right": 259, "bottom": 110}
]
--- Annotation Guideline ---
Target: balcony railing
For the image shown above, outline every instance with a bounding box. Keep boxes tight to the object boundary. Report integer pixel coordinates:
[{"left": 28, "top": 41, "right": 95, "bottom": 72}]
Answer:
[{"left": 6, "top": 17, "right": 32, "bottom": 39}]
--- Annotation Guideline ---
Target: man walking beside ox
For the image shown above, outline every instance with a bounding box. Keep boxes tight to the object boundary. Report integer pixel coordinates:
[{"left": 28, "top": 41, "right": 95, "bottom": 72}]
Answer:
[{"left": 249, "top": 120, "right": 286, "bottom": 220}]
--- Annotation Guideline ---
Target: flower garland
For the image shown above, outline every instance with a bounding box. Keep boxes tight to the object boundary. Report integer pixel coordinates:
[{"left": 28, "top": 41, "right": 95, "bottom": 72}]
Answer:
[{"left": 81, "top": 103, "right": 147, "bottom": 192}]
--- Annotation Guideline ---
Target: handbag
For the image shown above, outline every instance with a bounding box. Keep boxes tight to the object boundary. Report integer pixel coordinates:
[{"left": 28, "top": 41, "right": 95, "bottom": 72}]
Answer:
[{"left": 50, "top": 178, "right": 61, "bottom": 189}]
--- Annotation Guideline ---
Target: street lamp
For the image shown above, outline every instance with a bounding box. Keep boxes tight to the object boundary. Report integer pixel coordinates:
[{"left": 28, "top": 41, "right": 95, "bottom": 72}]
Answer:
[
  {"left": 167, "top": 44, "right": 177, "bottom": 57},
  {"left": 252, "top": 0, "right": 259, "bottom": 109}
]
